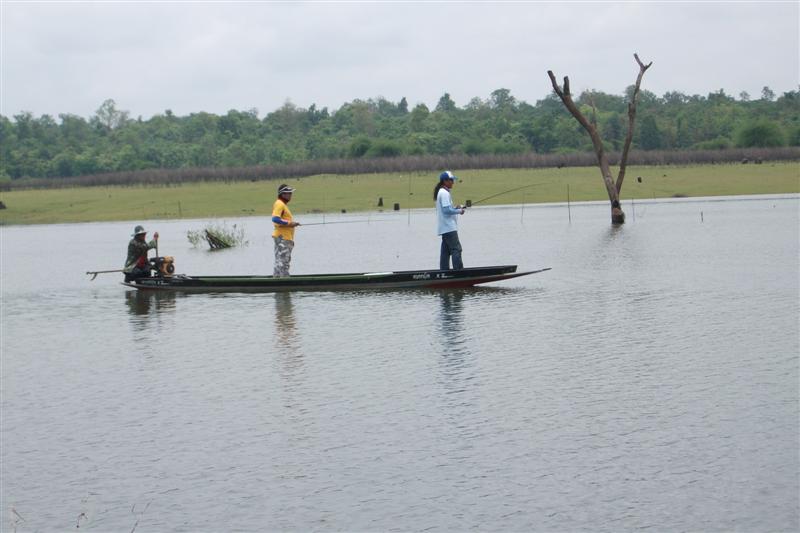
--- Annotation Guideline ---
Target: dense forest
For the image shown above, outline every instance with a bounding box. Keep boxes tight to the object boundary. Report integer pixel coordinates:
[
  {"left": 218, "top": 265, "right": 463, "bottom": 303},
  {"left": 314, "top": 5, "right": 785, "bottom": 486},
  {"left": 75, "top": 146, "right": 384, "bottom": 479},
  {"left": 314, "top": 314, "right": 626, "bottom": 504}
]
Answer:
[{"left": 1, "top": 85, "right": 798, "bottom": 184}]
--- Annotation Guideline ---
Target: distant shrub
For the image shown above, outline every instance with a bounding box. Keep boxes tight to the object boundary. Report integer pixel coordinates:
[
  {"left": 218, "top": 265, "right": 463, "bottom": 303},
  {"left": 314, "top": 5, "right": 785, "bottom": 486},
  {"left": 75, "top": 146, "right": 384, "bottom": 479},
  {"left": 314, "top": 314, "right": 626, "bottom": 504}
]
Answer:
[
  {"left": 491, "top": 136, "right": 528, "bottom": 155},
  {"left": 461, "top": 139, "right": 489, "bottom": 155},
  {"left": 735, "top": 120, "right": 785, "bottom": 148},
  {"left": 366, "top": 139, "right": 403, "bottom": 158},
  {"left": 693, "top": 136, "right": 732, "bottom": 150},
  {"left": 788, "top": 126, "right": 800, "bottom": 147},
  {"left": 348, "top": 137, "right": 371, "bottom": 158}
]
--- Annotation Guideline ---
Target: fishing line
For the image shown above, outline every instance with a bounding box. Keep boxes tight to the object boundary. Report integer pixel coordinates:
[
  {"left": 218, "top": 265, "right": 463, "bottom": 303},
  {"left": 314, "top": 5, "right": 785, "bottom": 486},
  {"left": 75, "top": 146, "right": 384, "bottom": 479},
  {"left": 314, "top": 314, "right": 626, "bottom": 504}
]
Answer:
[
  {"left": 301, "top": 219, "right": 393, "bottom": 226},
  {"left": 467, "top": 182, "right": 547, "bottom": 207}
]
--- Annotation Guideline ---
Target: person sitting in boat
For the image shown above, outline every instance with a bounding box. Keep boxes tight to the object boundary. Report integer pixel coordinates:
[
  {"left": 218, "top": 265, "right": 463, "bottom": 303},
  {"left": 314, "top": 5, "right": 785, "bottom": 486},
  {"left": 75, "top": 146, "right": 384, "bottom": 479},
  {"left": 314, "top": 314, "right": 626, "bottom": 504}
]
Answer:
[
  {"left": 272, "top": 184, "right": 301, "bottom": 277},
  {"left": 434, "top": 170, "right": 465, "bottom": 270},
  {"left": 123, "top": 225, "right": 159, "bottom": 282}
]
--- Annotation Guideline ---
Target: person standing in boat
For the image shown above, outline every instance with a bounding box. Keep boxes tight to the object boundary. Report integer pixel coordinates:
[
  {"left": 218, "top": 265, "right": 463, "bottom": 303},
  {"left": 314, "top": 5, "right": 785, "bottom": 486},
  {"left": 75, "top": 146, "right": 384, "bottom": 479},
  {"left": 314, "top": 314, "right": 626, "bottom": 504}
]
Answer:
[
  {"left": 272, "top": 184, "right": 301, "bottom": 277},
  {"left": 434, "top": 170, "right": 466, "bottom": 270},
  {"left": 123, "top": 225, "right": 159, "bottom": 282}
]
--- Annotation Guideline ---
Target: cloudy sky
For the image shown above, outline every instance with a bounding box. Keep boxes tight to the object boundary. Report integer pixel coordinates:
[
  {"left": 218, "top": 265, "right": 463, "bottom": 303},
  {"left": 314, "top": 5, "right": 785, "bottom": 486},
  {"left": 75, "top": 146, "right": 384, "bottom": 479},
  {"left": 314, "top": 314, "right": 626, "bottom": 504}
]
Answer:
[{"left": 2, "top": 1, "right": 798, "bottom": 120}]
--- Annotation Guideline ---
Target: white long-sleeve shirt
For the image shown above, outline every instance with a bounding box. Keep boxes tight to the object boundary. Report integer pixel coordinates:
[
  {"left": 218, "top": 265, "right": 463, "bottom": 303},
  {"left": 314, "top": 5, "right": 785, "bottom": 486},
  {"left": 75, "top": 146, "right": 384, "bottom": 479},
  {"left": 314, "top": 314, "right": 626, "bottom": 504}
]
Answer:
[{"left": 436, "top": 187, "right": 461, "bottom": 235}]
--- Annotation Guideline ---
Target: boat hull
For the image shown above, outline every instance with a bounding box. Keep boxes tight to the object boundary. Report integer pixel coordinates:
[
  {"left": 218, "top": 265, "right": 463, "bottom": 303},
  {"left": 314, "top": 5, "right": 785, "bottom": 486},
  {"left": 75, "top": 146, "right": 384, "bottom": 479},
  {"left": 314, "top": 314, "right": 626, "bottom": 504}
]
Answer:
[{"left": 122, "top": 266, "right": 550, "bottom": 293}]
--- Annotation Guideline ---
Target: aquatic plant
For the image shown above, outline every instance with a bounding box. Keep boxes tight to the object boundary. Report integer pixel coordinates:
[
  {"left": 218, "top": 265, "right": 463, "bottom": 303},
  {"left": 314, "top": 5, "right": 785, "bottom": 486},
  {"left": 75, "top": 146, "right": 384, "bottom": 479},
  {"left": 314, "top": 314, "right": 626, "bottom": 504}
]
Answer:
[{"left": 187, "top": 222, "right": 248, "bottom": 249}]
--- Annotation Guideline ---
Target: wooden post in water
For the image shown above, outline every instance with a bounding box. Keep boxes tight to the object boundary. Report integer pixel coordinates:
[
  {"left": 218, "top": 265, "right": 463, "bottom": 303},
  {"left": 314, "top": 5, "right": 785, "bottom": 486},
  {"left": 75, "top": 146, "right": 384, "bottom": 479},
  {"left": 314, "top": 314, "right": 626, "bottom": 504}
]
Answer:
[
  {"left": 631, "top": 198, "right": 635, "bottom": 221},
  {"left": 567, "top": 184, "right": 572, "bottom": 223},
  {"left": 407, "top": 175, "right": 411, "bottom": 226}
]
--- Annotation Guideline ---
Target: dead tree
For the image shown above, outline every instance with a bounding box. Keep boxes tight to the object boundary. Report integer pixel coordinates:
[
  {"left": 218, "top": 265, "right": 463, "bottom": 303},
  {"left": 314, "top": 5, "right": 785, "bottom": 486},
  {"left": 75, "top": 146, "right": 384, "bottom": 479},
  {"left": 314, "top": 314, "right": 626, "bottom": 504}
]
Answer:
[{"left": 548, "top": 54, "right": 652, "bottom": 224}]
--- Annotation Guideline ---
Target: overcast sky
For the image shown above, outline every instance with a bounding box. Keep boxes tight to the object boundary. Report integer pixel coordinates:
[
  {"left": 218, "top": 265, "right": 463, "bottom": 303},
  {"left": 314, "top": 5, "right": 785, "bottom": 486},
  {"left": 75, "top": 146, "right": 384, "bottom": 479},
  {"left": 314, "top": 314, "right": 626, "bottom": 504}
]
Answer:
[{"left": 2, "top": 1, "right": 798, "bottom": 120}]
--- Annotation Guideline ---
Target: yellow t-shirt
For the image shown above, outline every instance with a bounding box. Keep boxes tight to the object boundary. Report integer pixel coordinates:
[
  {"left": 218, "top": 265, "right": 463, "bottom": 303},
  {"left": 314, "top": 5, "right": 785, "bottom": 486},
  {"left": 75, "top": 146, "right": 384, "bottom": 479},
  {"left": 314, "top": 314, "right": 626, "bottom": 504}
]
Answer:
[{"left": 271, "top": 198, "right": 294, "bottom": 240}]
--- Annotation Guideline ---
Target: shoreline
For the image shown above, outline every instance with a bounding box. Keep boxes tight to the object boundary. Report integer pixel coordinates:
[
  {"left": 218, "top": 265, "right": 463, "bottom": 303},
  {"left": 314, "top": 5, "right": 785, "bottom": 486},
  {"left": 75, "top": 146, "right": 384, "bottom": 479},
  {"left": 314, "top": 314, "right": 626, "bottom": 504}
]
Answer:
[{"left": 1, "top": 162, "right": 798, "bottom": 226}]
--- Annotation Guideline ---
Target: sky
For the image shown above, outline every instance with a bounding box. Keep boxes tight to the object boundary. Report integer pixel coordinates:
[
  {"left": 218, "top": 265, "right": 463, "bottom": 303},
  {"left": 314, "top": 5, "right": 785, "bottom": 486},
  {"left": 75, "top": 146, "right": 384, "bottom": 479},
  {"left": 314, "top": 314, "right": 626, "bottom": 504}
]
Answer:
[{"left": 1, "top": 1, "right": 798, "bottom": 120}]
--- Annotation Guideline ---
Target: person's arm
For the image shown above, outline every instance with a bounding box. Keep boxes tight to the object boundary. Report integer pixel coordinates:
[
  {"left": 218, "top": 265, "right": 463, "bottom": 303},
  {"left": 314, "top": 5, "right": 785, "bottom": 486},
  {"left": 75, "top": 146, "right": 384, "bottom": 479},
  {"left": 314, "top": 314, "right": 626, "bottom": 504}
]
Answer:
[
  {"left": 438, "top": 191, "right": 464, "bottom": 215},
  {"left": 272, "top": 216, "right": 300, "bottom": 227},
  {"left": 272, "top": 203, "right": 300, "bottom": 227},
  {"left": 146, "top": 231, "right": 159, "bottom": 249}
]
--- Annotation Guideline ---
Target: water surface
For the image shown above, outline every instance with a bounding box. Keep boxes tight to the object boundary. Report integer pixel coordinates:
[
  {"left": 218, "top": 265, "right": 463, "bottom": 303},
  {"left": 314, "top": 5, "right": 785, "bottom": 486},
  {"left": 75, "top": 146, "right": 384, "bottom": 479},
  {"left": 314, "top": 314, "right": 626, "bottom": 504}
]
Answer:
[{"left": 2, "top": 195, "right": 798, "bottom": 531}]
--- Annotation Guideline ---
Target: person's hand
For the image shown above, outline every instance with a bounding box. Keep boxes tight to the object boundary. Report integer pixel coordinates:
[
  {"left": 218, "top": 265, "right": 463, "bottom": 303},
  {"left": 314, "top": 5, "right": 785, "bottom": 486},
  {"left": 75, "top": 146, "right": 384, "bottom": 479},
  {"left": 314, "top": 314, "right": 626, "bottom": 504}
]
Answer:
[
  {"left": 459, "top": 207, "right": 465, "bottom": 214},
  {"left": 290, "top": 221, "right": 300, "bottom": 227},
  {"left": 153, "top": 231, "right": 159, "bottom": 240}
]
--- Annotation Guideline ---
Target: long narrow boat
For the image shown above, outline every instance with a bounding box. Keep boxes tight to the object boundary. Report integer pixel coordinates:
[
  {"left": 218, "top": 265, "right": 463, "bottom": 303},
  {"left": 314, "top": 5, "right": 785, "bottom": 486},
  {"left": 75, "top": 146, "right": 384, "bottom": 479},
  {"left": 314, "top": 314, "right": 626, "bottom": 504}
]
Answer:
[{"left": 122, "top": 265, "right": 550, "bottom": 293}]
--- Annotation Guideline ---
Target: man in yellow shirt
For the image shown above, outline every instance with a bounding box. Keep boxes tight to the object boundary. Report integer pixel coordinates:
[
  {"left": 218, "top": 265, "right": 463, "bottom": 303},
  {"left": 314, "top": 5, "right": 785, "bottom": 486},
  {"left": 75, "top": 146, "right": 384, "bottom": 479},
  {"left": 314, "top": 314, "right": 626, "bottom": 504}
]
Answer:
[{"left": 271, "top": 184, "right": 300, "bottom": 277}]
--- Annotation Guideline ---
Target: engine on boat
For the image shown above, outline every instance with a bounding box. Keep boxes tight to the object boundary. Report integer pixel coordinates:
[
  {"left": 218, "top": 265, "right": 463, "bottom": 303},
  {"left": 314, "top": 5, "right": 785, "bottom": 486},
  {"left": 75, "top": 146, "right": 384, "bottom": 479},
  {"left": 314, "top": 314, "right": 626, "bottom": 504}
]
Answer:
[{"left": 149, "top": 256, "right": 175, "bottom": 276}]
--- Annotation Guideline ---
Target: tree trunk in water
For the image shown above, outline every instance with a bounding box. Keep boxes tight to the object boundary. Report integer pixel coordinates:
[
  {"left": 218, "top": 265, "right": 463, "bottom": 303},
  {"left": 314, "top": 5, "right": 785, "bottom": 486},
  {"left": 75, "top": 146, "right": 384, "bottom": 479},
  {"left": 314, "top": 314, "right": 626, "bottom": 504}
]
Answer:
[{"left": 547, "top": 54, "right": 651, "bottom": 225}]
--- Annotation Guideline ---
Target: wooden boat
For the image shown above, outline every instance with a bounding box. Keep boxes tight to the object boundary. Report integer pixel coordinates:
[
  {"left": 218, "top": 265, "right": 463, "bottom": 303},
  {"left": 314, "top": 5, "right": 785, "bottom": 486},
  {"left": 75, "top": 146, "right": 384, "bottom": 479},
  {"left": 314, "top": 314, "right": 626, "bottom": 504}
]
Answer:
[{"left": 121, "top": 265, "right": 550, "bottom": 293}]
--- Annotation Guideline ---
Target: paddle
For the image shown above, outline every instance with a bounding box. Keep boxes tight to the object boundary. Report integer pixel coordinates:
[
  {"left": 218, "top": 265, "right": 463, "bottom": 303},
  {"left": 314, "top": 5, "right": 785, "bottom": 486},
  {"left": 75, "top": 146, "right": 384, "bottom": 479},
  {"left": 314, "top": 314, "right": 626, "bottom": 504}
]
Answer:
[{"left": 86, "top": 269, "right": 125, "bottom": 281}]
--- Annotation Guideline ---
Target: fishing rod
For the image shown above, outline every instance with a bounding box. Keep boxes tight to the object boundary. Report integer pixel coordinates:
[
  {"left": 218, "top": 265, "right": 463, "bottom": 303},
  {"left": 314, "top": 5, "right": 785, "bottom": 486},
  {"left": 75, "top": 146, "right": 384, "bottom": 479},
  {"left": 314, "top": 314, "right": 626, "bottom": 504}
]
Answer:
[
  {"left": 300, "top": 219, "right": 393, "bottom": 226},
  {"left": 467, "top": 183, "right": 546, "bottom": 207}
]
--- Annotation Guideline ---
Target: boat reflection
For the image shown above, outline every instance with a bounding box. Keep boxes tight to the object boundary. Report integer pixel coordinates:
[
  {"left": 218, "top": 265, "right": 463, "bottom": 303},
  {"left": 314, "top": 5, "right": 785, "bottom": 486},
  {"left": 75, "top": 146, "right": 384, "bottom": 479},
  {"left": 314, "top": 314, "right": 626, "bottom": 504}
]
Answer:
[{"left": 124, "top": 290, "right": 178, "bottom": 334}]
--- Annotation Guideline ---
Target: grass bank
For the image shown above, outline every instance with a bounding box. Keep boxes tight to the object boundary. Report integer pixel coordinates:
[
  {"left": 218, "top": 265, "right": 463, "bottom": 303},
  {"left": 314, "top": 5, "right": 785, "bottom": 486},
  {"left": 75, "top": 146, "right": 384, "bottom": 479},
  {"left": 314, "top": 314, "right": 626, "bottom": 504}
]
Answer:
[{"left": 1, "top": 162, "right": 797, "bottom": 225}]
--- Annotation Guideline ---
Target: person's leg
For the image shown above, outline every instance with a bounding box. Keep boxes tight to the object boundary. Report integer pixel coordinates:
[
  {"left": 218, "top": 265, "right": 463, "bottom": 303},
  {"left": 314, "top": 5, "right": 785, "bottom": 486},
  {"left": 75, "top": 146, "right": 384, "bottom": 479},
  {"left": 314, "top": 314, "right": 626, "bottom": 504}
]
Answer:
[
  {"left": 283, "top": 240, "right": 294, "bottom": 275},
  {"left": 274, "top": 237, "right": 294, "bottom": 277},
  {"left": 273, "top": 236, "right": 284, "bottom": 276},
  {"left": 442, "top": 231, "right": 463, "bottom": 269},
  {"left": 125, "top": 266, "right": 150, "bottom": 282},
  {"left": 440, "top": 236, "right": 450, "bottom": 270}
]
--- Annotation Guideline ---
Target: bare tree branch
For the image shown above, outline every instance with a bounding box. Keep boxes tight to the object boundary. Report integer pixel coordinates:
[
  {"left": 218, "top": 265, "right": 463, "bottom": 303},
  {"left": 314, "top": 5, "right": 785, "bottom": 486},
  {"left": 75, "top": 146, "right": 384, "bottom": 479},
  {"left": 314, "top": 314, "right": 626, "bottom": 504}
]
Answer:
[
  {"left": 548, "top": 70, "right": 620, "bottom": 218},
  {"left": 616, "top": 53, "right": 653, "bottom": 193}
]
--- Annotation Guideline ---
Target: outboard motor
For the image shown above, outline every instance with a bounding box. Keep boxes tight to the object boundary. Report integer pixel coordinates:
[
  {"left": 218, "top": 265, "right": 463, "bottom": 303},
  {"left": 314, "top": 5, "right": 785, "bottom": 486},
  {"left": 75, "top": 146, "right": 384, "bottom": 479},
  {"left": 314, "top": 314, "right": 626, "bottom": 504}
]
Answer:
[{"left": 149, "top": 256, "right": 175, "bottom": 277}]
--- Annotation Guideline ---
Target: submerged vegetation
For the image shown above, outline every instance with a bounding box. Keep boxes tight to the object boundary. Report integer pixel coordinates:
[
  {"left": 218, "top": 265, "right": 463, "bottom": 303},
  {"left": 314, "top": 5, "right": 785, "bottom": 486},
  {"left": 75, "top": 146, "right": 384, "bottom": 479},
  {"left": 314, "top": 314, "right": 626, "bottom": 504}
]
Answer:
[{"left": 187, "top": 222, "right": 248, "bottom": 249}]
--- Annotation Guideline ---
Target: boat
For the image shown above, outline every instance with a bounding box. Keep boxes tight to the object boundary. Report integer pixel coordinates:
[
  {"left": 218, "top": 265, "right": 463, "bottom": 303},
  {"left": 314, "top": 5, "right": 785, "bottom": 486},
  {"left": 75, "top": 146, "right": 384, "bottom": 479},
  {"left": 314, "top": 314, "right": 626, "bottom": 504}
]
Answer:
[{"left": 121, "top": 265, "right": 550, "bottom": 293}]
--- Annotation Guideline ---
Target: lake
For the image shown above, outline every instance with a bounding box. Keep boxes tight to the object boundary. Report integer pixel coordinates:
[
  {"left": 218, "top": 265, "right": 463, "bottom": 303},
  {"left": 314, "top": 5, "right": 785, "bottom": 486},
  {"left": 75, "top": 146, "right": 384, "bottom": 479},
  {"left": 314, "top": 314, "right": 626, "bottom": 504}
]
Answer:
[{"left": 2, "top": 195, "right": 798, "bottom": 532}]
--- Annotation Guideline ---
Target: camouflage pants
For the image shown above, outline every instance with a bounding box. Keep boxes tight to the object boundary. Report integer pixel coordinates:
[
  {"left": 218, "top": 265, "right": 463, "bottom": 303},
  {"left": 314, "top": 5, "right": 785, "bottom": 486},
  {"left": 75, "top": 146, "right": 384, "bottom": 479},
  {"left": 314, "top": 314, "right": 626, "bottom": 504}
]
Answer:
[{"left": 273, "top": 236, "right": 295, "bottom": 277}]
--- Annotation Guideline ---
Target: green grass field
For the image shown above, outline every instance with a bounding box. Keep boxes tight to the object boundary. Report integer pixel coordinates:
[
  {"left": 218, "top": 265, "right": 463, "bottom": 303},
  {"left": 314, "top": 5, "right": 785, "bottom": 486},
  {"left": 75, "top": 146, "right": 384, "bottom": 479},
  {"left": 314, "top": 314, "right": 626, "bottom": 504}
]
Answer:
[{"left": 1, "top": 162, "right": 797, "bottom": 225}]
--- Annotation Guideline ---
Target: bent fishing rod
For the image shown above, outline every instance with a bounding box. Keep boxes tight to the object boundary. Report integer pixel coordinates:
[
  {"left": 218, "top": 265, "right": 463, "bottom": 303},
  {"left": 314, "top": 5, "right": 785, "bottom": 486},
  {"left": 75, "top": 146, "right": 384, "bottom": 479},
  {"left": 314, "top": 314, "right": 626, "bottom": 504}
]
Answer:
[{"left": 465, "top": 183, "right": 546, "bottom": 207}]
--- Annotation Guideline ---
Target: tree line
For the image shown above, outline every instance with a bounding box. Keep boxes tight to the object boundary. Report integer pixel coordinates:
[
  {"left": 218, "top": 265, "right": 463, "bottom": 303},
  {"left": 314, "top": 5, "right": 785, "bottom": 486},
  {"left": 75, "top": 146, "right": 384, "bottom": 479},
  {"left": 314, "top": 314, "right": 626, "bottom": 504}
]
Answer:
[{"left": 1, "top": 86, "right": 798, "bottom": 184}]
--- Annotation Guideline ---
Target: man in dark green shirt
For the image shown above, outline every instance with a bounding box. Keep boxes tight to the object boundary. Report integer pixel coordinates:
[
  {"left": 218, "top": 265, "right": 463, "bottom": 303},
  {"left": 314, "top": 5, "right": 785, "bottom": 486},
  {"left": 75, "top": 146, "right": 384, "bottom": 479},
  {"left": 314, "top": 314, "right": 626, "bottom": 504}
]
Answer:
[{"left": 124, "top": 225, "right": 159, "bottom": 282}]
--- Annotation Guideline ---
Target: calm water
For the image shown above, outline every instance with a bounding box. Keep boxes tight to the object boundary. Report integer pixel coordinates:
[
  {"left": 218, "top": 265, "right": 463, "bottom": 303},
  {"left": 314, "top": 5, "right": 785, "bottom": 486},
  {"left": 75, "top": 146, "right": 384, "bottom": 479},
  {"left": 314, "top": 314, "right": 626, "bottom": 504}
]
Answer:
[{"left": 2, "top": 195, "right": 798, "bottom": 532}]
